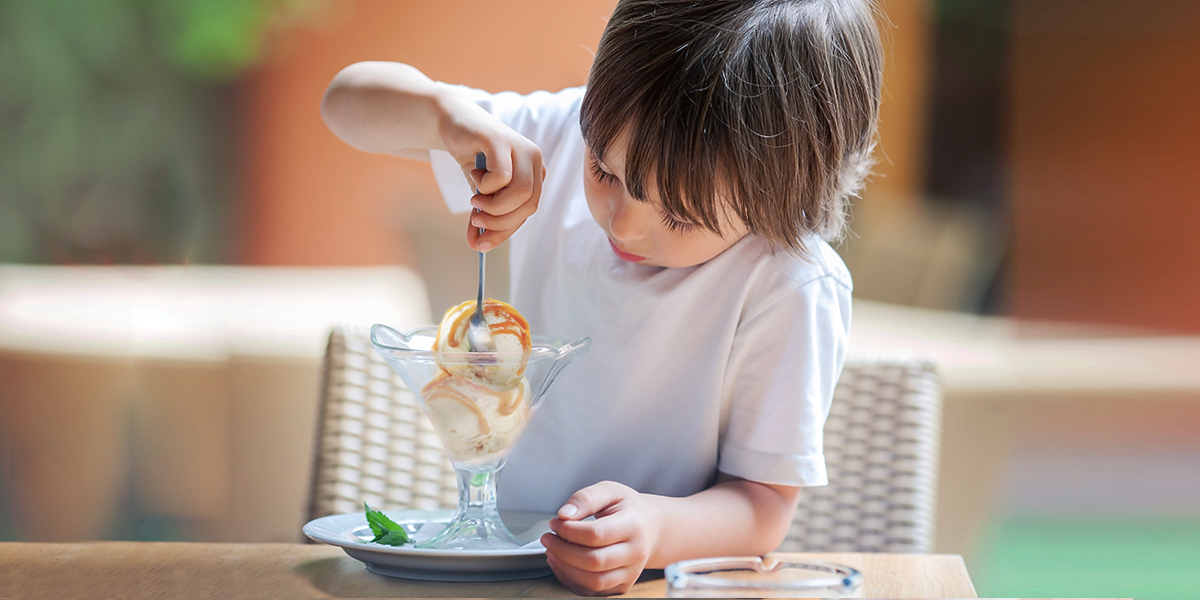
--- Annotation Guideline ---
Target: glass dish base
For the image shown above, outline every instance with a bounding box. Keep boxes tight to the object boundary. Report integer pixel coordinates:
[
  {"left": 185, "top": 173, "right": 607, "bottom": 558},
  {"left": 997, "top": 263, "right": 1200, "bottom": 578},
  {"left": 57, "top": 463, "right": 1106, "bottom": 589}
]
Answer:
[{"left": 416, "top": 460, "right": 524, "bottom": 551}]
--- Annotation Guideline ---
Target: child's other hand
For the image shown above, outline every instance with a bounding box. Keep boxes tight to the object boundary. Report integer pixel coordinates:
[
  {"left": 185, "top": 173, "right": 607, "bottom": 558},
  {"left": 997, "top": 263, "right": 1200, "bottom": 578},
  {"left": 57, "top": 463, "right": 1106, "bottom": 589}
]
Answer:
[
  {"left": 440, "top": 106, "right": 546, "bottom": 252},
  {"left": 540, "top": 481, "right": 662, "bottom": 596}
]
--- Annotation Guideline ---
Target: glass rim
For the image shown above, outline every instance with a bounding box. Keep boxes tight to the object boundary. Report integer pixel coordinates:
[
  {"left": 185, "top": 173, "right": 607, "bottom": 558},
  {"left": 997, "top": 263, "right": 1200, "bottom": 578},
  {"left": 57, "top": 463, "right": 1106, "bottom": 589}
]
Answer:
[
  {"left": 370, "top": 323, "right": 590, "bottom": 365},
  {"left": 665, "top": 556, "right": 862, "bottom": 592}
]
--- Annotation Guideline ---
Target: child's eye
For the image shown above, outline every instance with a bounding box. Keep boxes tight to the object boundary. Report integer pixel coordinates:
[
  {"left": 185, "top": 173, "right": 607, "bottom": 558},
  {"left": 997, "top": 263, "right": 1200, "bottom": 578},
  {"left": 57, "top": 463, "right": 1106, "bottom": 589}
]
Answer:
[
  {"left": 661, "top": 214, "right": 696, "bottom": 233},
  {"left": 590, "top": 158, "right": 619, "bottom": 186}
]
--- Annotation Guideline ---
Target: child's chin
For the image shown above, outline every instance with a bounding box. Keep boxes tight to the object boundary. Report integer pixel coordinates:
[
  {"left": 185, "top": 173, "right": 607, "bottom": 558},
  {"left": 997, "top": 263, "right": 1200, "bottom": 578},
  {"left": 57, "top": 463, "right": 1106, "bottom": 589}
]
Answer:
[{"left": 649, "top": 258, "right": 691, "bottom": 269}]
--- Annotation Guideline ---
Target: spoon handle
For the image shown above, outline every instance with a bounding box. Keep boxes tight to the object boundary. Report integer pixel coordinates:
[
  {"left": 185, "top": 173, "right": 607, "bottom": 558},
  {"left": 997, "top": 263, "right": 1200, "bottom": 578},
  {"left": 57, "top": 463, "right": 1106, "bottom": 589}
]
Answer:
[
  {"left": 477, "top": 249, "right": 486, "bottom": 310},
  {"left": 475, "top": 151, "right": 487, "bottom": 314}
]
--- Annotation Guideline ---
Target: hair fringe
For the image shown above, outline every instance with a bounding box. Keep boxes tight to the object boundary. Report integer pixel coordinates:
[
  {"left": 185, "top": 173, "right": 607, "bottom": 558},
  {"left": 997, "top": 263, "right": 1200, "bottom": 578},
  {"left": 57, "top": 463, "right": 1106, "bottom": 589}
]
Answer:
[{"left": 582, "top": 0, "right": 884, "bottom": 256}]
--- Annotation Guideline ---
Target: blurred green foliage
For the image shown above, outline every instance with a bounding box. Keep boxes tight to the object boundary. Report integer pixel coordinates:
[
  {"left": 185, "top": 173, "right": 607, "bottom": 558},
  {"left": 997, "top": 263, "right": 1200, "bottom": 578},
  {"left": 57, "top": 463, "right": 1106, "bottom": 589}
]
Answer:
[
  {"left": 151, "top": 0, "right": 315, "bottom": 82},
  {"left": 0, "top": 0, "right": 314, "bottom": 264}
]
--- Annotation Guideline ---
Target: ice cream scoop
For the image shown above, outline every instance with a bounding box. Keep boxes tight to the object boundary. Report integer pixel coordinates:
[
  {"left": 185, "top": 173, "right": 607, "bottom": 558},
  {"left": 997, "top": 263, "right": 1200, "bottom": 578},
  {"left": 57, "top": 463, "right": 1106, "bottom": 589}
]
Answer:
[
  {"left": 433, "top": 298, "right": 531, "bottom": 391},
  {"left": 420, "top": 372, "right": 530, "bottom": 462}
]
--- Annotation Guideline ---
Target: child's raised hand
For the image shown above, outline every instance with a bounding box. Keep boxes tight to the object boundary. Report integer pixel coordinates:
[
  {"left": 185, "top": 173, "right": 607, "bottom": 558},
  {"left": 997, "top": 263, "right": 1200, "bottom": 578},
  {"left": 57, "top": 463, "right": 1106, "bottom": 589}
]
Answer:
[
  {"left": 438, "top": 105, "right": 546, "bottom": 252},
  {"left": 540, "top": 481, "right": 663, "bottom": 596},
  {"left": 320, "top": 62, "right": 545, "bottom": 251}
]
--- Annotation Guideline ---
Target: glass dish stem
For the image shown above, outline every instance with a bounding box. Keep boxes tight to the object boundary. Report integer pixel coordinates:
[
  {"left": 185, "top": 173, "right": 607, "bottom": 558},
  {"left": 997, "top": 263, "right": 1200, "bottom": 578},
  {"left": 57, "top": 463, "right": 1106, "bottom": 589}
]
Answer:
[{"left": 417, "top": 459, "right": 523, "bottom": 550}]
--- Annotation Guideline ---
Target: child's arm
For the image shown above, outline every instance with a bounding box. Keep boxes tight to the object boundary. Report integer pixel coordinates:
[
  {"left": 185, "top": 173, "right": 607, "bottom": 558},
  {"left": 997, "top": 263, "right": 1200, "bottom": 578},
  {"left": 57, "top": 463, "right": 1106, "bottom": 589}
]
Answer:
[
  {"left": 321, "top": 61, "right": 545, "bottom": 251},
  {"left": 540, "top": 474, "right": 800, "bottom": 596}
]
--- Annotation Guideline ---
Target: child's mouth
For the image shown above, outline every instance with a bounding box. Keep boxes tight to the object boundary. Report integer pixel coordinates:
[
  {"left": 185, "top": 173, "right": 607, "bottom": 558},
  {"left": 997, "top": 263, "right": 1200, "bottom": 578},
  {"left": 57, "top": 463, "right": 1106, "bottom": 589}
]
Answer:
[{"left": 608, "top": 239, "right": 647, "bottom": 262}]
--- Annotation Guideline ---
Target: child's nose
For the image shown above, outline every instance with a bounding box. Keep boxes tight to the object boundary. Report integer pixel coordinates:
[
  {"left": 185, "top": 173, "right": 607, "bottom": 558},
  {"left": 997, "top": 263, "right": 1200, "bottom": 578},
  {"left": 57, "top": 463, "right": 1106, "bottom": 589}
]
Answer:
[{"left": 608, "top": 198, "right": 651, "bottom": 241}]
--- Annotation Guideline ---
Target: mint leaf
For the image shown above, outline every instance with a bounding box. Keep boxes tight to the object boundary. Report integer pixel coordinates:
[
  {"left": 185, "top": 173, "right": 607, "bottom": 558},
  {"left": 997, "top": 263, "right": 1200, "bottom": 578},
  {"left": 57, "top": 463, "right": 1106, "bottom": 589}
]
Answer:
[
  {"left": 363, "top": 502, "right": 409, "bottom": 545},
  {"left": 373, "top": 529, "right": 410, "bottom": 546}
]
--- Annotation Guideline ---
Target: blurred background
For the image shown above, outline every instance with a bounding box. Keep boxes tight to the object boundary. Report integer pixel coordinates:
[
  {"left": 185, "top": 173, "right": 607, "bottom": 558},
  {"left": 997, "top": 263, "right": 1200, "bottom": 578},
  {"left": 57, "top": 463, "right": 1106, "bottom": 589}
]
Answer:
[{"left": 1, "top": 0, "right": 1198, "bottom": 598}]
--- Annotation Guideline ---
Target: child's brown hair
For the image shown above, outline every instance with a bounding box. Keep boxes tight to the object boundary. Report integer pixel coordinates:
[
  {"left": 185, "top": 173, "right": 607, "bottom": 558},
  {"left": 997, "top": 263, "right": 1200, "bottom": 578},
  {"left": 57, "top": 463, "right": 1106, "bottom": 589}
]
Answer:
[{"left": 581, "top": 0, "right": 883, "bottom": 254}]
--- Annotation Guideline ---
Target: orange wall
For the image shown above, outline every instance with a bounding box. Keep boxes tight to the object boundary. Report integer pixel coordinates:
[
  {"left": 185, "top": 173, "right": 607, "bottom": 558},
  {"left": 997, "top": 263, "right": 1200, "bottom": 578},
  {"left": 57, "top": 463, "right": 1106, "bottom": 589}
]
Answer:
[
  {"left": 235, "top": 0, "right": 932, "bottom": 267},
  {"left": 235, "top": 0, "right": 616, "bottom": 266},
  {"left": 872, "top": 0, "right": 932, "bottom": 202},
  {"left": 1011, "top": 1, "right": 1200, "bottom": 332}
]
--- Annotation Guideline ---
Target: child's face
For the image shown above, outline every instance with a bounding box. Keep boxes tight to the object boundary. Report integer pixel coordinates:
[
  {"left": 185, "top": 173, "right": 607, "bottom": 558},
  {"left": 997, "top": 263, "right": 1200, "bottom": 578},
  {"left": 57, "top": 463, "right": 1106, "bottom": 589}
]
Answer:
[{"left": 583, "top": 133, "right": 748, "bottom": 269}]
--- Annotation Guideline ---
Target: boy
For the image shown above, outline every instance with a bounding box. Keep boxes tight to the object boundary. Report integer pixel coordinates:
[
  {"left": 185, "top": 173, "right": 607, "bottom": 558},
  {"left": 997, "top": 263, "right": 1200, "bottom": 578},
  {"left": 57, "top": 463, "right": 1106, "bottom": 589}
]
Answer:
[{"left": 322, "top": 0, "right": 882, "bottom": 594}]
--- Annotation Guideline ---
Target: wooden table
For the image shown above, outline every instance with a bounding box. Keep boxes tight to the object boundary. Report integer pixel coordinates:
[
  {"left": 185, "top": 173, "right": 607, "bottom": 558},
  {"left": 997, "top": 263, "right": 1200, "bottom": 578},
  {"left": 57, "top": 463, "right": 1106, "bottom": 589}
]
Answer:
[{"left": 0, "top": 543, "right": 977, "bottom": 598}]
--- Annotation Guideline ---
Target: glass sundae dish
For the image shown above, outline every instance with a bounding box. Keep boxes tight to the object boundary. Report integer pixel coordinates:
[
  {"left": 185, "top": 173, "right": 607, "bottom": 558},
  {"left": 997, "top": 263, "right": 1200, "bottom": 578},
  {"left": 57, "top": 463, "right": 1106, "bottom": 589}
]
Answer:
[{"left": 371, "top": 299, "right": 589, "bottom": 551}]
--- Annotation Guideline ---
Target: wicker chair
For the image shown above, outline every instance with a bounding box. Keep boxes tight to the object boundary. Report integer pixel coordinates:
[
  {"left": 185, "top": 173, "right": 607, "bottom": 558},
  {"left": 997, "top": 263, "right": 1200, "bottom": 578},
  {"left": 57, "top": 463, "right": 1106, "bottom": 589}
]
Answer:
[
  {"left": 308, "top": 326, "right": 458, "bottom": 519},
  {"left": 307, "top": 327, "right": 942, "bottom": 553},
  {"left": 778, "top": 352, "right": 941, "bottom": 553}
]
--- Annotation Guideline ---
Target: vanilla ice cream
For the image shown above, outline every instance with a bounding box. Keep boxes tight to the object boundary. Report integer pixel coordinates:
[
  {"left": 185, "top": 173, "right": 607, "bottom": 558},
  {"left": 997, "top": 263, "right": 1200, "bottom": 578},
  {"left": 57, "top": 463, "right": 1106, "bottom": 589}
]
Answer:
[
  {"left": 433, "top": 299, "right": 531, "bottom": 391},
  {"left": 422, "top": 298, "right": 535, "bottom": 462},
  {"left": 420, "top": 372, "right": 531, "bottom": 462}
]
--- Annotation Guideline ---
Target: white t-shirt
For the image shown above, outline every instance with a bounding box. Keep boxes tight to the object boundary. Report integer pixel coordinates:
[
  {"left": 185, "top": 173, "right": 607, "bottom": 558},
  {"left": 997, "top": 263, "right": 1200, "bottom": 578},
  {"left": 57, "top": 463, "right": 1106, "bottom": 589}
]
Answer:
[{"left": 429, "top": 86, "right": 852, "bottom": 514}]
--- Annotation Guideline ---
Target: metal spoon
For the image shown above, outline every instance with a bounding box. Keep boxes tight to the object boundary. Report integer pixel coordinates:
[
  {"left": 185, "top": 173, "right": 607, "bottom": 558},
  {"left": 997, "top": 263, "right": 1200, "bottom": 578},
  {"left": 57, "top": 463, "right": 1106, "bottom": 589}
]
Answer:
[{"left": 467, "top": 151, "right": 497, "bottom": 353}]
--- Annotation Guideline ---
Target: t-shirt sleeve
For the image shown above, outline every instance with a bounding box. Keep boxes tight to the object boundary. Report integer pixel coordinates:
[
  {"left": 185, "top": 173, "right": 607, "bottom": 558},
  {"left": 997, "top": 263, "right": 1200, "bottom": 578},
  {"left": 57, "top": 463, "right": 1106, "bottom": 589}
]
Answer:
[
  {"left": 717, "top": 272, "right": 853, "bottom": 487},
  {"left": 429, "top": 86, "right": 585, "bottom": 214}
]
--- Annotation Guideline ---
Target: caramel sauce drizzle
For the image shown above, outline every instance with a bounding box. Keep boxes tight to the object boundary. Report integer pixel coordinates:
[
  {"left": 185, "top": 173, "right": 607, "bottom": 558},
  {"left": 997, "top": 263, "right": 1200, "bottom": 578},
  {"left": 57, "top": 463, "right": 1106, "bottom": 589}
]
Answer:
[
  {"left": 422, "top": 372, "right": 489, "bottom": 434},
  {"left": 497, "top": 382, "right": 524, "bottom": 416},
  {"left": 420, "top": 372, "right": 528, "bottom": 436},
  {"left": 439, "top": 299, "right": 532, "bottom": 378}
]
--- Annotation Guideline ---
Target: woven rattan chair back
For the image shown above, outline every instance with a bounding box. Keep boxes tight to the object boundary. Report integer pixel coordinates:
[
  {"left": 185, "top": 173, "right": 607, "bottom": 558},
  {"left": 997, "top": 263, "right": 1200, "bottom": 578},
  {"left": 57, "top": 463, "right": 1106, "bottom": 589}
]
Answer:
[
  {"left": 777, "top": 352, "right": 941, "bottom": 553},
  {"left": 308, "top": 329, "right": 941, "bottom": 553},
  {"left": 308, "top": 327, "right": 458, "bottom": 520}
]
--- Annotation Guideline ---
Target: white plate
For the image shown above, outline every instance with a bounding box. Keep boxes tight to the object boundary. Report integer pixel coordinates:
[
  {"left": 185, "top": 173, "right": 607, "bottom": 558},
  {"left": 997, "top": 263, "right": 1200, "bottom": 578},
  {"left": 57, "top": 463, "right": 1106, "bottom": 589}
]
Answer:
[{"left": 302, "top": 509, "right": 554, "bottom": 582}]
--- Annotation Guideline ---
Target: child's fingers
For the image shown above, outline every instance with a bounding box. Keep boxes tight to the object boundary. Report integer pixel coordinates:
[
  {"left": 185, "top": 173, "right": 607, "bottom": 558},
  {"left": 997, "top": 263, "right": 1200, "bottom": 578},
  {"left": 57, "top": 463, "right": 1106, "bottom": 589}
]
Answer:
[
  {"left": 473, "top": 142, "right": 516, "bottom": 195},
  {"left": 558, "top": 481, "right": 632, "bottom": 521},
  {"left": 529, "top": 157, "right": 545, "bottom": 211},
  {"left": 474, "top": 146, "right": 541, "bottom": 217},
  {"left": 540, "top": 532, "right": 629, "bottom": 572},
  {"left": 482, "top": 179, "right": 533, "bottom": 218},
  {"left": 468, "top": 168, "right": 488, "bottom": 193},
  {"left": 469, "top": 195, "right": 537, "bottom": 232},
  {"left": 465, "top": 213, "right": 511, "bottom": 252},
  {"left": 465, "top": 216, "right": 483, "bottom": 250},
  {"left": 460, "top": 135, "right": 543, "bottom": 251},
  {"left": 545, "top": 552, "right": 638, "bottom": 596},
  {"left": 550, "top": 513, "right": 636, "bottom": 548},
  {"left": 457, "top": 143, "right": 509, "bottom": 195}
]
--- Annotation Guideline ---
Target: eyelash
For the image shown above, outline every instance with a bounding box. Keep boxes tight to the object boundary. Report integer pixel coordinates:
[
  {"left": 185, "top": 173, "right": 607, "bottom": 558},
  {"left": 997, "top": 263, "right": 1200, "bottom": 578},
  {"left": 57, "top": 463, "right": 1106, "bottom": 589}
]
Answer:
[
  {"left": 591, "top": 156, "right": 695, "bottom": 233},
  {"left": 590, "top": 158, "right": 619, "bottom": 186},
  {"left": 661, "top": 214, "right": 695, "bottom": 233}
]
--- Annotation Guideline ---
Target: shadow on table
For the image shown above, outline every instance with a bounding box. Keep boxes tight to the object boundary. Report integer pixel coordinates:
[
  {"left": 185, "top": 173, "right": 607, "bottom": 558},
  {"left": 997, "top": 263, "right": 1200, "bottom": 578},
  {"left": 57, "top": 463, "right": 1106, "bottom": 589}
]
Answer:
[
  {"left": 293, "top": 556, "right": 666, "bottom": 598},
  {"left": 293, "top": 556, "right": 551, "bottom": 597}
]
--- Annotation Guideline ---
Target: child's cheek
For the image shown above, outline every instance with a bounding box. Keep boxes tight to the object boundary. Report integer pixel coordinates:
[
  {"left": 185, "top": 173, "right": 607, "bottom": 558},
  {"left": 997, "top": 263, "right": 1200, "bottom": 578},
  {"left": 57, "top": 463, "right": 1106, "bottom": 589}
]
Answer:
[{"left": 582, "top": 183, "right": 612, "bottom": 235}]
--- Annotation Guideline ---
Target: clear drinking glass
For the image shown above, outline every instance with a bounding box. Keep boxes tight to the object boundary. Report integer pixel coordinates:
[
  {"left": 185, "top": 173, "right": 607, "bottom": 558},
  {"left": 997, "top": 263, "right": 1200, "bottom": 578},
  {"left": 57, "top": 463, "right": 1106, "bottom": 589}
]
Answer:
[
  {"left": 665, "top": 556, "right": 863, "bottom": 598},
  {"left": 371, "top": 324, "right": 590, "bottom": 551}
]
